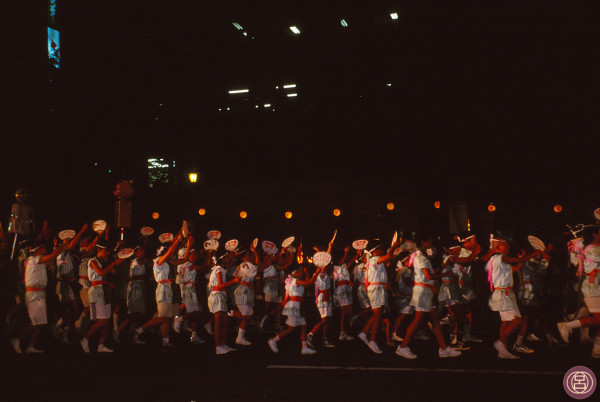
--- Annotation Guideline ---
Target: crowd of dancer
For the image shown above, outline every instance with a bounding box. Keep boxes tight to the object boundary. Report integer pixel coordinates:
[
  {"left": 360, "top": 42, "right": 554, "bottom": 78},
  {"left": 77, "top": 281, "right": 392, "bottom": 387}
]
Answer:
[{"left": 3, "top": 214, "right": 600, "bottom": 359}]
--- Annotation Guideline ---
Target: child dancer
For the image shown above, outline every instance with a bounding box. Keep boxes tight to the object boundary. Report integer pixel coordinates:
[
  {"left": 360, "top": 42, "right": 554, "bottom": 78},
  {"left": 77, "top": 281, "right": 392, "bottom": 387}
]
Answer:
[
  {"left": 231, "top": 247, "right": 260, "bottom": 346},
  {"left": 487, "top": 236, "right": 541, "bottom": 359},
  {"left": 395, "top": 234, "right": 461, "bottom": 359},
  {"left": 390, "top": 253, "right": 415, "bottom": 342},
  {"left": 268, "top": 264, "right": 324, "bottom": 355},
  {"left": 307, "top": 262, "right": 335, "bottom": 348},
  {"left": 357, "top": 241, "right": 400, "bottom": 354},
  {"left": 116, "top": 245, "right": 149, "bottom": 342},
  {"left": 333, "top": 246, "right": 354, "bottom": 341},
  {"left": 557, "top": 226, "right": 600, "bottom": 358}
]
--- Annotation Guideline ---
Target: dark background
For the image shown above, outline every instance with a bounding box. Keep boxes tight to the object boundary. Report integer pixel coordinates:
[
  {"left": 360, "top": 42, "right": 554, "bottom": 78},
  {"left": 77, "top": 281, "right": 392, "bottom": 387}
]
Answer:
[{"left": 3, "top": 1, "right": 598, "bottom": 241}]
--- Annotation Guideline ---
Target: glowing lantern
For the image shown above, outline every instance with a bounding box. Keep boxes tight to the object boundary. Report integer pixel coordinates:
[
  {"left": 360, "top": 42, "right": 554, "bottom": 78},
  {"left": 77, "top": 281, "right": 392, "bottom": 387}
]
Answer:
[
  {"left": 152, "top": 212, "right": 159, "bottom": 220},
  {"left": 188, "top": 172, "right": 198, "bottom": 183},
  {"left": 554, "top": 204, "right": 562, "bottom": 213},
  {"left": 285, "top": 211, "right": 293, "bottom": 219},
  {"left": 198, "top": 208, "right": 206, "bottom": 216},
  {"left": 333, "top": 209, "right": 341, "bottom": 217},
  {"left": 240, "top": 211, "right": 248, "bottom": 219},
  {"left": 434, "top": 201, "right": 441, "bottom": 209},
  {"left": 387, "top": 202, "right": 395, "bottom": 211},
  {"left": 488, "top": 203, "right": 496, "bottom": 213}
]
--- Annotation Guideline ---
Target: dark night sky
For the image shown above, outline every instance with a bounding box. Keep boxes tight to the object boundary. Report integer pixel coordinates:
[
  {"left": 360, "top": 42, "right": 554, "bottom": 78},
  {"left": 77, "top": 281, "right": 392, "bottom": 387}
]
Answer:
[{"left": 3, "top": 1, "right": 599, "bottom": 239}]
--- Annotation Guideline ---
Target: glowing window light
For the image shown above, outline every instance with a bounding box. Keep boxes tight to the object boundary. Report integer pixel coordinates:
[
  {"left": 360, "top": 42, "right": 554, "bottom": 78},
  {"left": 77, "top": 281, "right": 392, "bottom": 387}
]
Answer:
[
  {"left": 229, "top": 89, "right": 249, "bottom": 94},
  {"left": 289, "top": 26, "right": 301, "bottom": 34},
  {"left": 283, "top": 84, "right": 296, "bottom": 89},
  {"left": 232, "top": 22, "right": 243, "bottom": 30},
  {"left": 285, "top": 211, "right": 293, "bottom": 219},
  {"left": 387, "top": 202, "right": 395, "bottom": 211},
  {"left": 340, "top": 19, "right": 348, "bottom": 27},
  {"left": 198, "top": 208, "right": 206, "bottom": 216},
  {"left": 333, "top": 209, "right": 341, "bottom": 217},
  {"left": 390, "top": 13, "right": 399, "bottom": 20},
  {"left": 240, "top": 211, "right": 248, "bottom": 219},
  {"left": 287, "top": 93, "right": 298, "bottom": 97},
  {"left": 188, "top": 173, "right": 198, "bottom": 183},
  {"left": 152, "top": 212, "right": 159, "bottom": 220}
]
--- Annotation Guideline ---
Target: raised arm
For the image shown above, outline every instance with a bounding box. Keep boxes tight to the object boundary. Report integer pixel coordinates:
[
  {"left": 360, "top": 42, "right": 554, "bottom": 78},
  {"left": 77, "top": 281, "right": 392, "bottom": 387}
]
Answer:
[
  {"left": 90, "top": 257, "right": 122, "bottom": 276},
  {"left": 296, "top": 266, "right": 324, "bottom": 286},
  {"left": 67, "top": 223, "right": 89, "bottom": 252},
  {"left": 157, "top": 234, "right": 183, "bottom": 266},
  {"left": 40, "top": 243, "right": 66, "bottom": 265},
  {"left": 377, "top": 241, "right": 401, "bottom": 264}
]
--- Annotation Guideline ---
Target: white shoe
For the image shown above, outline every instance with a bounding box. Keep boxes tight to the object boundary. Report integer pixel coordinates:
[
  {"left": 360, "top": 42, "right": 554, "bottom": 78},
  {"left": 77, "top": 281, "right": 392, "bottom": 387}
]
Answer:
[
  {"left": 204, "top": 322, "right": 214, "bottom": 335},
  {"left": 80, "top": 338, "right": 90, "bottom": 354},
  {"left": 494, "top": 340, "right": 519, "bottom": 359},
  {"left": 339, "top": 332, "right": 354, "bottom": 341},
  {"left": 306, "top": 333, "right": 315, "bottom": 348},
  {"left": 235, "top": 337, "right": 252, "bottom": 346},
  {"left": 25, "top": 346, "right": 44, "bottom": 354},
  {"left": 97, "top": 344, "right": 114, "bottom": 353},
  {"left": 557, "top": 322, "right": 570, "bottom": 343},
  {"left": 301, "top": 346, "right": 317, "bottom": 355},
  {"left": 10, "top": 338, "right": 22, "bottom": 354},
  {"left": 172, "top": 316, "right": 183, "bottom": 333},
  {"left": 216, "top": 346, "right": 230, "bottom": 355},
  {"left": 391, "top": 333, "right": 404, "bottom": 342},
  {"left": 513, "top": 344, "right": 534, "bottom": 354},
  {"left": 358, "top": 332, "right": 369, "bottom": 346},
  {"left": 223, "top": 345, "right": 237, "bottom": 352},
  {"left": 439, "top": 347, "right": 461, "bottom": 358},
  {"left": 368, "top": 341, "right": 383, "bottom": 354},
  {"left": 190, "top": 335, "right": 206, "bottom": 344},
  {"left": 268, "top": 338, "right": 279, "bottom": 353},
  {"left": 395, "top": 346, "right": 417, "bottom": 359},
  {"left": 526, "top": 333, "right": 541, "bottom": 342}
]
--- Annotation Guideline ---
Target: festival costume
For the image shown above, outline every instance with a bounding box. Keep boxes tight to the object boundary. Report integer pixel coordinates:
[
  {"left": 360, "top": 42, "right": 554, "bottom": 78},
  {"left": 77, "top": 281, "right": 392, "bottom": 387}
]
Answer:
[
  {"left": 87, "top": 257, "right": 112, "bottom": 320},
  {"left": 315, "top": 273, "right": 333, "bottom": 318},
  {"left": 487, "top": 254, "right": 521, "bottom": 321},
  {"left": 153, "top": 258, "right": 179, "bottom": 318},
  {"left": 439, "top": 258, "right": 462, "bottom": 306},
  {"left": 180, "top": 261, "right": 201, "bottom": 313},
  {"left": 333, "top": 264, "right": 352, "bottom": 307},
  {"left": 394, "top": 265, "right": 414, "bottom": 314},
  {"left": 208, "top": 265, "right": 228, "bottom": 313},
  {"left": 457, "top": 248, "right": 477, "bottom": 301},
  {"left": 24, "top": 255, "right": 48, "bottom": 325},
  {"left": 234, "top": 263, "right": 256, "bottom": 316},
  {"left": 410, "top": 251, "right": 435, "bottom": 312},
  {"left": 365, "top": 256, "right": 387, "bottom": 309},
  {"left": 262, "top": 264, "right": 282, "bottom": 303},
  {"left": 582, "top": 244, "right": 600, "bottom": 312},
  {"left": 282, "top": 277, "right": 306, "bottom": 327},
  {"left": 56, "top": 251, "right": 76, "bottom": 302},
  {"left": 353, "top": 263, "right": 371, "bottom": 309},
  {"left": 127, "top": 257, "right": 146, "bottom": 314}
]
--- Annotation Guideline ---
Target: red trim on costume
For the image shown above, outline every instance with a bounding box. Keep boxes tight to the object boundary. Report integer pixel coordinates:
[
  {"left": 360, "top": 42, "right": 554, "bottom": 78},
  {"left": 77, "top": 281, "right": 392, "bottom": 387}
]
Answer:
[
  {"left": 414, "top": 282, "right": 435, "bottom": 289},
  {"left": 25, "top": 287, "right": 45, "bottom": 292}
]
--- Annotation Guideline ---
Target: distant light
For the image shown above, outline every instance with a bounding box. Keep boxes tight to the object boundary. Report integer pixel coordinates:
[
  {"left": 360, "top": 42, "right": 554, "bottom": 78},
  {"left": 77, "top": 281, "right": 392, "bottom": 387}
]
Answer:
[
  {"left": 283, "top": 84, "right": 296, "bottom": 89},
  {"left": 341, "top": 19, "right": 348, "bottom": 27},
  {"left": 386, "top": 83, "right": 392, "bottom": 87},
  {"left": 218, "top": 108, "right": 222, "bottom": 111},
  {"left": 287, "top": 93, "right": 298, "bottom": 97},
  {"left": 390, "top": 13, "right": 399, "bottom": 20},
  {"left": 232, "top": 22, "right": 243, "bottom": 30},
  {"left": 387, "top": 202, "right": 395, "bottom": 211},
  {"left": 285, "top": 211, "right": 293, "bottom": 219},
  {"left": 198, "top": 208, "right": 206, "bottom": 216},
  {"left": 152, "top": 212, "right": 159, "bottom": 220},
  {"left": 242, "top": 32, "right": 248, "bottom": 37},
  {"left": 434, "top": 201, "right": 441, "bottom": 209},
  {"left": 108, "top": 170, "right": 112, "bottom": 173},
  {"left": 275, "top": 86, "right": 279, "bottom": 89},
  {"left": 488, "top": 203, "right": 496, "bottom": 213},
  {"left": 188, "top": 172, "right": 198, "bottom": 183},
  {"left": 289, "top": 26, "right": 301, "bottom": 34},
  {"left": 229, "top": 89, "right": 249, "bottom": 94},
  {"left": 333, "top": 209, "right": 341, "bottom": 217},
  {"left": 159, "top": 103, "right": 164, "bottom": 107},
  {"left": 240, "top": 211, "right": 248, "bottom": 219},
  {"left": 227, "top": 107, "right": 231, "bottom": 111},
  {"left": 264, "top": 104, "right": 271, "bottom": 108},
  {"left": 554, "top": 204, "right": 563, "bottom": 213},
  {"left": 255, "top": 105, "right": 259, "bottom": 109}
]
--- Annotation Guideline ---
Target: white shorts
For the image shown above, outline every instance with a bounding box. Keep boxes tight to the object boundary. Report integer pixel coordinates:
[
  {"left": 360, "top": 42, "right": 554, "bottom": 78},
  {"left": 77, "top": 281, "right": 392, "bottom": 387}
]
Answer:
[
  {"left": 367, "top": 285, "right": 387, "bottom": 309},
  {"left": 584, "top": 296, "right": 600, "bottom": 313},
  {"left": 285, "top": 315, "right": 306, "bottom": 327},
  {"left": 237, "top": 304, "right": 253, "bottom": 316},
  {"left": 27, "top": 300, "right": 47, "bottom": 325},
  {"left": 317, "top": 304, "right": 333, "bottom": 318},
  {"left": 499, "top": 309, "right": 521, "bottom": 321},
  {"left": 411, "top": 286, "right": 434, "bottom": 312},
  {"left": 90, "top": 302, "right": 111, "bottom": 320}
]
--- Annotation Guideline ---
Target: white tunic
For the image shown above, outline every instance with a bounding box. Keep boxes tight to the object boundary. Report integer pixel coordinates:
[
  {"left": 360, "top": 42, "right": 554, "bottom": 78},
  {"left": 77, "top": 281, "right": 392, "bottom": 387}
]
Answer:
[
  {"left": 24, "top": 255, "right": 46, "bottom": 303},
  {"left": 333, "top": 264, "right": 352, "bottom": 307},
  {"left": 153, "top": 258, "right": 173, "bottom": 304},
  {"left": 582, "top": 244, "right": 600, "bottom": 298}
]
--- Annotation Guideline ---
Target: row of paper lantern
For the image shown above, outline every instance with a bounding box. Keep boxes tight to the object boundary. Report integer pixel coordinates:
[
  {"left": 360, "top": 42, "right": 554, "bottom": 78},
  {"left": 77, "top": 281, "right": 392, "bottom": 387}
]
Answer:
[{"left": 150, "top": 203, "right": 563, "bottom": 220}]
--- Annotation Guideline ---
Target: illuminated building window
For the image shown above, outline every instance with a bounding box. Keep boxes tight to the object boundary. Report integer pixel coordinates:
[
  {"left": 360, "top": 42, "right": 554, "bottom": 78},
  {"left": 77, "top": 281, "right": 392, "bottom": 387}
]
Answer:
[{"left": 147, "top": 158, "right": 171, "bottom": 188}]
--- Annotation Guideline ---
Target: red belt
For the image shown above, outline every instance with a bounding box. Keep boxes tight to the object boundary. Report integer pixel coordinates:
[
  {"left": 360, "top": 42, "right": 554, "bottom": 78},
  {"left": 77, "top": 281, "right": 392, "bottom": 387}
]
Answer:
[
  {"left": 289, "top": 296, "right": 303, "bottom": 302},
  {"left": 367, "top": 282, "right": 386, "bottom": 288},
  {"left": 415, "top": 282, "right": 435, "bottom": 289},
  {"left": 26, "top": 287, "right": 45, "bottom": 292},
  {"left": 213, "top": 286, "right": 225, "bottom": 292},
  {"left": 240, "top": 281, "right": 253, "bottom": 288},
  {"left": 158, "top": 279, "right": 172, "bottom": 285},
  {"left": 337, "top": 280, "right": 353, "bottom": 287},
  {"left": 585, "top": 269, "right": 599, "bottom": 284},
  {"left": 129, "top": 275, "right": 145, "bottom": 281},
  {"left": 318, "top": 289, "right": 331, "bottom": 299},
  {"left": 442, "top": 279, "right": 452, "bottom": 284},
  {"left": 91, "top": 280, "right": 114, "bottom": 289},
  {"left": 494, "top": 286, "right": 512, "bottom": 296}
]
